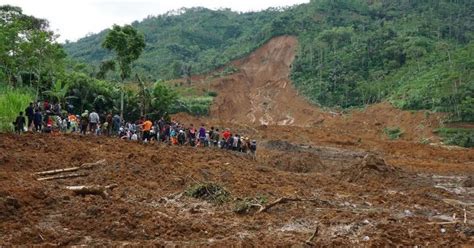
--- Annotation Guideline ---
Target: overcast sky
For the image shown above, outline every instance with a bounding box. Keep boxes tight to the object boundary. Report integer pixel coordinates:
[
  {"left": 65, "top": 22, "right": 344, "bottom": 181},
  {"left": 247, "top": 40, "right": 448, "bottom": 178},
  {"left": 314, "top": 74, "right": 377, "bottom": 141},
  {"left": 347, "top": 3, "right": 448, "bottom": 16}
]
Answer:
[{"left": 6, "top": 0, "right": 310, "bottom": 42}]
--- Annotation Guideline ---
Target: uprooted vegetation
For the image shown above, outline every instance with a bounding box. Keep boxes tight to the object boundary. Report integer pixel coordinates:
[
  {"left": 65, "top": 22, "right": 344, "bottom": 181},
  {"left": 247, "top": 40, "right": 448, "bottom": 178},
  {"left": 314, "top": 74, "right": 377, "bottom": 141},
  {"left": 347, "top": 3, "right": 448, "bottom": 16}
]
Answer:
[{"left": 185, "top": 182, "right": 230, "bottom": 204}]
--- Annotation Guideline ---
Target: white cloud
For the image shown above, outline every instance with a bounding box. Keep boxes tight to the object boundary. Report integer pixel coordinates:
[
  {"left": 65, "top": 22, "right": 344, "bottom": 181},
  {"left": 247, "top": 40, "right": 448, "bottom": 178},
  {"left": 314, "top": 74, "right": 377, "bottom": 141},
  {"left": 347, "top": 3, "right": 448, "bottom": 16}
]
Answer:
[{"left": 4, "top": 0, "right": 309, "bottom": 42}]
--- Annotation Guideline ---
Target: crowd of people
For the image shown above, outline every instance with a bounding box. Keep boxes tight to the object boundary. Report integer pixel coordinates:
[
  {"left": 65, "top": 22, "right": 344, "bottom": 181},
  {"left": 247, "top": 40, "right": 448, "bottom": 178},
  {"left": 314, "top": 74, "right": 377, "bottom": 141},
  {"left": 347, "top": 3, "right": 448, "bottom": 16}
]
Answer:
[{"left": 13, "top": 101, "right": 258, "bottom": 157}]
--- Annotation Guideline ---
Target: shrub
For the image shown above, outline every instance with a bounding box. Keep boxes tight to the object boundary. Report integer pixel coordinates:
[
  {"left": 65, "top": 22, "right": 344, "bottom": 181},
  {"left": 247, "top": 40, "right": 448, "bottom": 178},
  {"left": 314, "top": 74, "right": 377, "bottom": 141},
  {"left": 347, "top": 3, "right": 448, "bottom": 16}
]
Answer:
[
  {"left": 383, "top": 127, "right": 403, "bottom": 140},
  {"left": 207, "top": 91, "right": 218, "bottom": 97},
  {"left": 185, "top": 182, "right": 230, "bottom": 204},
  {"left": 435, "top": 128, "right": 474, "bottom": 148}
]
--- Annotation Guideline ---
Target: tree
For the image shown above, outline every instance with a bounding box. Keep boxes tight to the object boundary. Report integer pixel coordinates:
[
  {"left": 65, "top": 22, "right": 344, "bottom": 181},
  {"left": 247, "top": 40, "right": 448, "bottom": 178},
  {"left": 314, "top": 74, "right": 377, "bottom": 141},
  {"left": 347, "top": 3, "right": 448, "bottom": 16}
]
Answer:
[
  {"left": 151, "top": 81, "right": 178, "bottom": 116},
  {"left": 102, "top": 24, "right": 145, "bottom": 119},
  {"left": 42, "top": 79, "right": 70, "bottom": 106},
  {"left": 0, "top": 5, "right": 65, "bottom": 91}
]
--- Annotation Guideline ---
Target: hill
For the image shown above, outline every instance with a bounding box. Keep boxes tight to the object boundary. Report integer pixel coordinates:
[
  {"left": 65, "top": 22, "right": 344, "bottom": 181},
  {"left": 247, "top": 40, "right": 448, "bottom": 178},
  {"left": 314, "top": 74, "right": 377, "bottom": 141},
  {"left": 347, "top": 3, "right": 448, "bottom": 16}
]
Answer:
[{"left": 64, "top": 0, "right": 474, "bottom": 121}]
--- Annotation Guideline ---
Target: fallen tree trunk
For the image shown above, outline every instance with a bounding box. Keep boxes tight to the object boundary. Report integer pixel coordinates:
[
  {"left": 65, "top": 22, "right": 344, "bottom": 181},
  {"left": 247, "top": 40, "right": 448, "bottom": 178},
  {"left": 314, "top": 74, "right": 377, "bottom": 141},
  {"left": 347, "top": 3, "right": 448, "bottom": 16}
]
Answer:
[
  {"left": 65, "top": 184, "right": 117, "bottom": 198},
  {"left": 37, "top": 172, "right": 89, "bottom": 181},
  {"left": 34, "top": 167, "right": 81, "bottom": 176},
  {"left": 258, "top": 197, "right": 331, "bottom": 213},
  {"left": 34, "top": 159, "right": 106, "bottom": 176}
]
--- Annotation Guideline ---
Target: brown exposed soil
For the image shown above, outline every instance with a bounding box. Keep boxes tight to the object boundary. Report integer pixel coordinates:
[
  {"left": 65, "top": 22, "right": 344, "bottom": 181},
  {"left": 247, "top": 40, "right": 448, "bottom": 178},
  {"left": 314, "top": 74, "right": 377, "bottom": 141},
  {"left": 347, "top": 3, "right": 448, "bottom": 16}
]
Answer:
[
  {"left": 1, "top": 133, "right": 473, "bottom": 246},
  {"left": 1, "top": 36, "right": 473, "bottom": 246}
]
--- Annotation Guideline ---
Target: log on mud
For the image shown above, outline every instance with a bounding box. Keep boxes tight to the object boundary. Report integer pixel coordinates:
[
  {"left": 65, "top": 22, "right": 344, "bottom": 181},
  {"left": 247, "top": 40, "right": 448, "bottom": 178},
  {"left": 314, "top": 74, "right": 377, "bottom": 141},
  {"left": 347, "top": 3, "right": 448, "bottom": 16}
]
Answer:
[
  {"left": 36, "top": 172, "right": 89, "bottom": 181},
  {"left": 34, "top": 159, "right": 107, "bottom": 176},
  {"left": 258, "top": 197, "right": 331, "bottom": 213},
  {"left": 65, "top": 184, "right": 117, "bottom": 198}
]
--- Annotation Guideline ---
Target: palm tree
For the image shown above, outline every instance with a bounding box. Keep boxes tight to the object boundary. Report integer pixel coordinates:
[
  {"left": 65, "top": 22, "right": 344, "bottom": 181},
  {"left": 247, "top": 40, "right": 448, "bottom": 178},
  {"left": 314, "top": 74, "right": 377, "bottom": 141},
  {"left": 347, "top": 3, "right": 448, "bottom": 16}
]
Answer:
[{"left": 42, "top": 79, "right": 70, "bottom": 106}]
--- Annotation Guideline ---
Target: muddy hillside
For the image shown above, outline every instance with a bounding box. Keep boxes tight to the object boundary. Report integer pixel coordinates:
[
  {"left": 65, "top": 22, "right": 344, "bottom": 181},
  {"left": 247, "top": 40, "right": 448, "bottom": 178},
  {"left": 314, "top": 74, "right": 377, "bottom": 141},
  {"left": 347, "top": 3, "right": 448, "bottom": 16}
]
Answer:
[
  {"left": 1, "top": 133, "right": 473, "bottom": 246},
  {"left": 199, "top": 36, "right": 324, "bottom": 126}
]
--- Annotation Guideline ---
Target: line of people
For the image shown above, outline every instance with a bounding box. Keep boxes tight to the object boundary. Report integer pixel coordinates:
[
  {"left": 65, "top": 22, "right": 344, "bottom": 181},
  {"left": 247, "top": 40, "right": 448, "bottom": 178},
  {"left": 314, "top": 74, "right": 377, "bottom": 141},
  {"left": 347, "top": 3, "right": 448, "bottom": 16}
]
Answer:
[
  {"left": 119, "top": 117, "right": 257, "bottom": 157},
  {"left": 13, "top": 102, "right": 258, "bottom": 157}
]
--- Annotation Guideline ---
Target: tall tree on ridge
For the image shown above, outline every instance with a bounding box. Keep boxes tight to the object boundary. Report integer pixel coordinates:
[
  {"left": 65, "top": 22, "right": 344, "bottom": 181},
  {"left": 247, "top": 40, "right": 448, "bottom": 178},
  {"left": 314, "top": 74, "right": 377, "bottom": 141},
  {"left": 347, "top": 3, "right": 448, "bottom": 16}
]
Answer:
[{"left": 102, "top": 24, "right": 145, "bottom": 119}]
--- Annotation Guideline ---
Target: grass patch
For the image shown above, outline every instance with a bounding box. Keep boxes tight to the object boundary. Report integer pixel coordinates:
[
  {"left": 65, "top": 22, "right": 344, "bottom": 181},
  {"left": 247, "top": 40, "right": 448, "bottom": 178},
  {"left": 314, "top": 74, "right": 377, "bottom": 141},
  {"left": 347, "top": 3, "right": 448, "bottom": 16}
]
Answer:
[
  {"left": 185, "top": 182, "right": 230, "bottom": 204},
  {"left": 434, "top": 128, "right": 474, "bottom": 148},
  {"left": 0, "top": 85, "right": 34, "bottom": 132},
  {"left": 383, "top": 127, "right": 403, "bottom": 140},
  {"left": 171, "top": 96, "right": 214, "bottom": 116}
]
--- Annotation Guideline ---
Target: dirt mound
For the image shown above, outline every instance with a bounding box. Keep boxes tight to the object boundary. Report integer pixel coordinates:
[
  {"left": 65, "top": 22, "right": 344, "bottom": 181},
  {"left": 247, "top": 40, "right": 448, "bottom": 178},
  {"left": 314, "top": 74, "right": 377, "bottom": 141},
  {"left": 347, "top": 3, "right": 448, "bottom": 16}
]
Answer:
[
  {"left": 271, "top": 151, "right": 324, "bottom": 173},
  {"left": 339, "top": 153, "right": 401, "bottom": 183},
  {"left": 261, "top": 140, "right": 325, "bottom": 173}
]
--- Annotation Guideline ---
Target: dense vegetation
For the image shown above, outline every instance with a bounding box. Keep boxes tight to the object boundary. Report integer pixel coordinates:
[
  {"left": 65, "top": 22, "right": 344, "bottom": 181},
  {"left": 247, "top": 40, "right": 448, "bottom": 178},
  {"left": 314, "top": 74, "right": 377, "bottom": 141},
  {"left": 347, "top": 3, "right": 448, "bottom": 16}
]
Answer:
[
  {"left": 0, "top": 5, "right": 207, "bottom": 131},
  {"left": 64, "top": 0, "right": 473, "bottom": 122}
]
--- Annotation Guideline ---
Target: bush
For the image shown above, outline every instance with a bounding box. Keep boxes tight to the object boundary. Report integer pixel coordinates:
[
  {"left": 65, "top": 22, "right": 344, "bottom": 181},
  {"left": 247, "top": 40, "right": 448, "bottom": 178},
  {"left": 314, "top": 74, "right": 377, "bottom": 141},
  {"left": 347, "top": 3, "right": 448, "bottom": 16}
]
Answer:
[
  {"left": 0, "top": 85, "right": 34, "bottom": 132},
  {"left": 435, "top": 128, "right": 474, "bottom": 148},
  {"left": 383, "top": 127, "right": 403, "bottom": 140},
  {"left": 185, "top": 182, "right": 230, "bottom": 204},
  {"left": 207, "top": 91, "right": 218, "bottom": 97}
]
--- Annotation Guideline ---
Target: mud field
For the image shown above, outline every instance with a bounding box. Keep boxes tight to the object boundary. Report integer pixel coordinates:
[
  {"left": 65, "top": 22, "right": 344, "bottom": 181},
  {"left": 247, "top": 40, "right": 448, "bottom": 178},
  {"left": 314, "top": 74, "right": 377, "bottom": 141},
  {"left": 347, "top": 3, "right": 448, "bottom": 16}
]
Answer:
[
  {"left": 0, "top": 132, "right": 473, "bottom": 246},
  {"left": 1, "top": 35, "right": 473, "bottom": 246}
]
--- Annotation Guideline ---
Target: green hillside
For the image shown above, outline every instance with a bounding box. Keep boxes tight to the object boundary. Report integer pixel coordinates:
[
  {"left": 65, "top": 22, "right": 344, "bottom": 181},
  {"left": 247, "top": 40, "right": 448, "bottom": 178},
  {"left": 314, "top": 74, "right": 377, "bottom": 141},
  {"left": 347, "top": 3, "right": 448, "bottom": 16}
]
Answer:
[{"left": 64, "top": 0, "right": 473, "bottom": 121}]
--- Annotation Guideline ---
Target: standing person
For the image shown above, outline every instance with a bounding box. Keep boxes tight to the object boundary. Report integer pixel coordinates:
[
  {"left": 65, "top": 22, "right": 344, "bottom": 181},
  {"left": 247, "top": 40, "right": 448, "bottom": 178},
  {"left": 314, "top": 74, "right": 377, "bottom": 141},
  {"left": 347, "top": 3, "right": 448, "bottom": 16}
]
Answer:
[
  {"left": 136, "top": 116, "right": 144, "bottom": 140},
  {"left": 89, "top": 110, "right": 100, "bottom": 135},
  {"left": 198, "top": 124, "right": 206, "bottom": 147},
  {"left": 25, "top": 102, "right": 34, "bottom": 131},
  {"left": 112, "top": 113, "right": 121, "bottom": 136},
  {"left": 13, "top": 112, "right": 26, "bottom": 134},
  {"left": 105, "top": 113, "right": 113, "bottom": 136},
  {"left": 222, "top": 128, "right": 231, "bottom": 149},
  {"left": 178, "top": 129, "right": 186, "bottom": 145},
  {"left": 33, "top": 109, "right": 43, "bottom": 132},
  {"left": 212, "top": 128, "right": 220, "bottom": 147},
  {"left": 188, "top": 124, "right": 196, "bottom": 147},
  {"left": 170, "top": 127, "right": 177, "bottom": 145},
  {"left": 232, "top": 134, "right": 240, "bottom": 151},
  {"left": 68, "top": 113, "right": 78, "bottom": 133},
  {"left": 142, "top": 116, "right": 153, "bottom": 142},
  {"left": 43, "top": 100, "right": 51, "bottom": 112},
  {"left": 250, "top": 140, "right": 257, "bottom": 160},
  {"left": 80, "top": 110, "right": 89, "bottom": 135}
]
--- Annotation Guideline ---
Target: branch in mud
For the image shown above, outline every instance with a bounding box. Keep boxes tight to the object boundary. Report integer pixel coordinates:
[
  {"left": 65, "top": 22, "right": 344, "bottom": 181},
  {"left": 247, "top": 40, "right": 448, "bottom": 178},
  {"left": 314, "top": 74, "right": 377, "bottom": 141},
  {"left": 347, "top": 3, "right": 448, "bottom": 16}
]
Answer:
[
  {"left": 36, "top": 172, "right": 89, "bottom": 181},
  {"left": 33, "top": 159, "right": 107, "bottom": 176},
  {"left": 65, "top": 184, "right": 117, "bottom": 198},
  {"left": 305, "top": 225, "right": 319, "bottom": 246},
  {"left": 257, "top": 197, "right": 331, "bottom": 213}
]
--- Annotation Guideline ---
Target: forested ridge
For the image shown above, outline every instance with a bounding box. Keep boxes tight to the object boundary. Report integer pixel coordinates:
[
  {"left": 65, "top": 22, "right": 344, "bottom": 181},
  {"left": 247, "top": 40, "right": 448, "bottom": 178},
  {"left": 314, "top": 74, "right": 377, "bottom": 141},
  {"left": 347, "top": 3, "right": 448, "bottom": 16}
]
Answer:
[
  {"left": 1, "top": 0, "right": 473, "bottom": 130},
  {"left": 64, "top": 0, "right": 473, "bottom": 121}
]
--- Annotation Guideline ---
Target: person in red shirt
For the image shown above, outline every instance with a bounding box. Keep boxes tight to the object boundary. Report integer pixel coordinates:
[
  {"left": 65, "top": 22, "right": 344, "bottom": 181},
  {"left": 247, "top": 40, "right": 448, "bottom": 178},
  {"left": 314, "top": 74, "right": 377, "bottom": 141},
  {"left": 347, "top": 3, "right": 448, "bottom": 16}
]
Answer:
[{"left": 222, "top": 128, "right": 231, "bottom": 149}]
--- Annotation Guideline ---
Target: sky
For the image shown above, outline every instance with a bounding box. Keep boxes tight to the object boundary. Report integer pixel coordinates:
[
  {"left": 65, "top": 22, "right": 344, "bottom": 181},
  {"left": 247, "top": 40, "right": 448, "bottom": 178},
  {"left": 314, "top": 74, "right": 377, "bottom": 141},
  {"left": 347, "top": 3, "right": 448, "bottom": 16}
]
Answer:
[{"left": 5, "top": 0, "right": 310, "bottom": 42}]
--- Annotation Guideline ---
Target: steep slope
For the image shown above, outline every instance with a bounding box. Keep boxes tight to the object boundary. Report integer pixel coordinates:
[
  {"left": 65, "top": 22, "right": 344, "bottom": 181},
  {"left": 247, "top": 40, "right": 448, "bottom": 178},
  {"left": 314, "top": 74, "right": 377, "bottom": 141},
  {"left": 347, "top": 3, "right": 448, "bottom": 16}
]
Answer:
[{"left": 208, "top": 36, "right": 324, "bottom": 126}]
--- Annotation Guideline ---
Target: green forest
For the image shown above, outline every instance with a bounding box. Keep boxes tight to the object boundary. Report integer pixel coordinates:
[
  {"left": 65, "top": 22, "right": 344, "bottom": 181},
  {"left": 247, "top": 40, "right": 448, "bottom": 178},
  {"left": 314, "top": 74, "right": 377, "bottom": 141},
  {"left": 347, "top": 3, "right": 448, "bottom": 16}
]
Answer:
[
  {"left": 1, "top": 0, "right": 473, "bottom": 133},
  {"left": 64, "top": 0, "right": 473, "bottom": 121}
]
